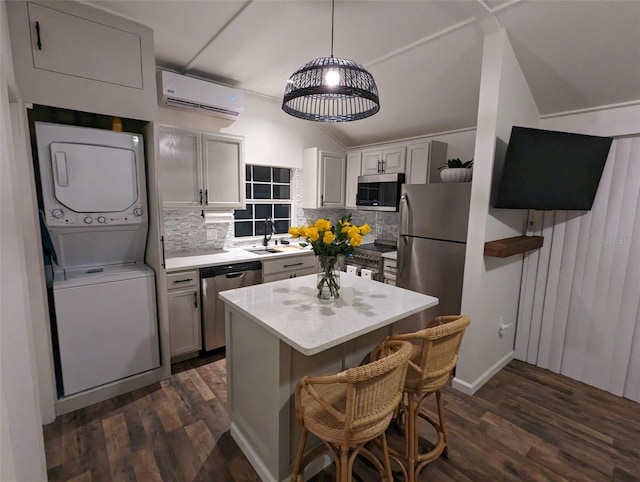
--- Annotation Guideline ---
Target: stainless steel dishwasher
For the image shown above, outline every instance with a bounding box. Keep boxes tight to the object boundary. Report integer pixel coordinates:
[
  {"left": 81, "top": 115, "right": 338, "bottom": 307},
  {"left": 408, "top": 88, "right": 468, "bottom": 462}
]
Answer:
[{"left": 200, "top": 261, "right": 262, "bottom": 351}]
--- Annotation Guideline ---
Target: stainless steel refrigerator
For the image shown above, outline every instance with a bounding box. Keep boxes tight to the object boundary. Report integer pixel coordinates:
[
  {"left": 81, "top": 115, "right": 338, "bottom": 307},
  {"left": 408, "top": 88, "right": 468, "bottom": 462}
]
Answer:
[{"left": 396, "top": 183, "right": 471, "bottom": 333}]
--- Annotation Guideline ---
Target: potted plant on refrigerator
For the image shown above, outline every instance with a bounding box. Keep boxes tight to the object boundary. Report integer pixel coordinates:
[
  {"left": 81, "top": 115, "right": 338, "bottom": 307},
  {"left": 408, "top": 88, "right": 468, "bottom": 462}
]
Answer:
[{"left": 438, "top": 158, "right": 473, "bottom": 182}]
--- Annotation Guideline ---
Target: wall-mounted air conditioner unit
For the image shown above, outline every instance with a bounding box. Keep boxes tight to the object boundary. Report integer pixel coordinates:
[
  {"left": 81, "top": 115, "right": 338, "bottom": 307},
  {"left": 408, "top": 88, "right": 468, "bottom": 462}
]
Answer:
[{"left": 157, "top": 70, "right": 244, "bottom": 120}]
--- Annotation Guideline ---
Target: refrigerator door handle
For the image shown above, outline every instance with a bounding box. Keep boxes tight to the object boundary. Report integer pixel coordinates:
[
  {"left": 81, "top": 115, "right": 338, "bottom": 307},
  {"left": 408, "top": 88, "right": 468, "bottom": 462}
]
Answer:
[{"left": 399, "top": 193, "right": 410, "bottom": 236}]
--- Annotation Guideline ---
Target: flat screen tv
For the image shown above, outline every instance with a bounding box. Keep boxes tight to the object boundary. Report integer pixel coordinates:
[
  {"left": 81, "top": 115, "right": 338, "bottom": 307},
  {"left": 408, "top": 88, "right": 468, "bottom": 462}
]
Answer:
[{"left": 494, "top": 126, "right": 612, "bottom": 210}]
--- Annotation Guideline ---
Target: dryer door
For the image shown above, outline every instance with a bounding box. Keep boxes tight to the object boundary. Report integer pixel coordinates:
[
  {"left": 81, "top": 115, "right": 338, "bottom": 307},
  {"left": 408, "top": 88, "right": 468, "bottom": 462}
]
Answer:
[{"left": 50, "top": 143, "right": 138, "bottom": 213}]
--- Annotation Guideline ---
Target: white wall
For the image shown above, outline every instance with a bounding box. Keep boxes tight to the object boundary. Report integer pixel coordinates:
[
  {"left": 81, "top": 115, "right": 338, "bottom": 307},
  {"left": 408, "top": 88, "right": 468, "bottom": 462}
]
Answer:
[
  {"left": 453, "top": 26, "right": 540, "bottom": 394},
  {"left": 0, "top": 2, "right": 48, "bottom": 480},
  {"left": 159, "top": 92, "right": 346, "bottom": 168}
]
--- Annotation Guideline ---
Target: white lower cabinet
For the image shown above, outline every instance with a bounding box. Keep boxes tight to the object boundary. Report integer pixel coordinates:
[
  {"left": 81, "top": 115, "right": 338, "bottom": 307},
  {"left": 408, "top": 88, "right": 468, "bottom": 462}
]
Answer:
[
  {"left": 167, "top": 270, "right": 201, "bottom": 359},
  {"left": 262, "top": 253, "right": 316, "bottom": 283},
  {"left": 382, "top": 258, "right": 397, "bottom": 286}
]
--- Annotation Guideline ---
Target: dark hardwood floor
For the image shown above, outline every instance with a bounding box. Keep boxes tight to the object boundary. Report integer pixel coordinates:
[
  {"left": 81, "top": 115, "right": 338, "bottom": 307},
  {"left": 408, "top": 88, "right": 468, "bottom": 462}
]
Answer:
[{"left": 44, "top": 353, "right": 640, "bottom": 481}]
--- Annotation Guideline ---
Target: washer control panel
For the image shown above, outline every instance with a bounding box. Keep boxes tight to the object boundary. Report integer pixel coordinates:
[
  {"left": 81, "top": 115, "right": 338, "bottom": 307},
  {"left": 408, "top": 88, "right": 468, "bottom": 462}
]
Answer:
[{"left": 45, "top": 205, "right": 146, "bottom": 226}]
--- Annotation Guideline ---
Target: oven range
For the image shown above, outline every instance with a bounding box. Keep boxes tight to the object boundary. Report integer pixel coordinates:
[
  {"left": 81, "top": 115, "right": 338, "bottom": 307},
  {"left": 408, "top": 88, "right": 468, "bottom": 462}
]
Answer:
[{"left": 345, "top": 239, "right": 397, "bottom": 281}]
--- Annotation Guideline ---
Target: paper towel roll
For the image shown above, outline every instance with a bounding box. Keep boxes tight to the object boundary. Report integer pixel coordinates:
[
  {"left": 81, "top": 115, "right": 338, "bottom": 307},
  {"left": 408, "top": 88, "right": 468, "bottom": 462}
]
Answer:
[
  {"left": 361, "top": 268, "right": 373, "bottom": 280},
  {"left": 346, "top": 265, "right": 359, "bottom": 275}
]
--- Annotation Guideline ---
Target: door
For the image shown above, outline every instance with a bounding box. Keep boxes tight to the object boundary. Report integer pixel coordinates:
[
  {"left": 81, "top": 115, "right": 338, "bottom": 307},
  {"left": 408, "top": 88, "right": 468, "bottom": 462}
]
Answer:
[
  {"left": 202, "top": 268, "right": 262, "bottom": 351},
  {"left": 361, "top": 150, "right": 382, "bottom": 174},
  {"left": 28, "top": 2, "right": 143, "bottom": 89},
  {"left": 168, "top": 288, "right": 200, "bottom": 357},
  {"left": 50, "top": 142, "right": 138, "bottom": 212},
  {"left": 202, "top": 133, "right": 245, "bottom": 209},
  {"left": 319, "top": 151, "right": 346, "bottom": 208},
  {"left": 396, "top": 236, "right": 467, "bottom": 333},
  {"left": 54, "top": 274, "right": 159, "bottom": 396},
  {"left": 345, "top": 151, "right": 362, "bottom": 208},
  {"left": 158, "top": 127, "right": 202, "bottom": 208},
  {"left": 400, "top": 183, "right": 471, "bottom": 241},
  {"left": 381, "top": 147, "right": 406, "bottom": 174}
]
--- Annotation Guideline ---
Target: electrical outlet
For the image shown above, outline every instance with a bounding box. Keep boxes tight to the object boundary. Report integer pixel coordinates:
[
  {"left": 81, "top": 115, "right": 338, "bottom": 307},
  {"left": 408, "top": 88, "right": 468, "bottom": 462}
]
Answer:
[
  {"left": 376, "top": 224, "right": 383, "bottom": 236},
  {"left": 498, "top": 316, "right": 513, "bottom": 338}
]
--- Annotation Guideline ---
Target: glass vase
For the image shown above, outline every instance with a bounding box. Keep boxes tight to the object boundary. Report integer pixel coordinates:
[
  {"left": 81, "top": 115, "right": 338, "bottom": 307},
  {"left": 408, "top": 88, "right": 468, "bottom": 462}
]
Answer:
[{"left": 316, "top": 255, "right": 341, "bottom": 300}]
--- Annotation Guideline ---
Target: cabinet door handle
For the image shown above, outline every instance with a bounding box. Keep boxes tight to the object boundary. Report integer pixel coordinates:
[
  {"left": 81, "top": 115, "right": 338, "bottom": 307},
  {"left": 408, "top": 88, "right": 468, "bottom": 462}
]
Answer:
[
  {"left": 320, "top": 194, "right": 324, "bottom": 207},
  {"left": 173, "top": 278, "right": 193, "bottom": 284},
  {"left": 380, "top": 159, "right": 385, "bottom": 173},
  {"left": 205, "top": 189, "right": 209, "bottom": 205},
  {"left": 283, "top": 262, "right": 304, "bottom": 268},
  {"left": 199, "top": 189, "right": 203, "bottom": 205},
  {"left": 35, "top": 21, "right": 42, "bottom": 50},
  {"left": 160, "top": 235, "right": 166, "bottom": 268},
  {"left": 194, "top": 291, "right": 198, "bottom": 308}
]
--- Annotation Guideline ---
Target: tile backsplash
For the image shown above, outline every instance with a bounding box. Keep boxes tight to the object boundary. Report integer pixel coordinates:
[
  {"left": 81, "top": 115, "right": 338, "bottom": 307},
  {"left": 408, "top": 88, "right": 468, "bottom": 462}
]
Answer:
[{"left": 162, "top": 168, "right": 398, "bottom": 257}]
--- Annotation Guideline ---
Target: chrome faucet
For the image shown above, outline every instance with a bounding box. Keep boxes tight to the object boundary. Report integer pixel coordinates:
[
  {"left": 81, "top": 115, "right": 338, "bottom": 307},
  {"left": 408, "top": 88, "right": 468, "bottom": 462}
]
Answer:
[{"left": 263, "top": 217, "right": 275, "bottom": 246}]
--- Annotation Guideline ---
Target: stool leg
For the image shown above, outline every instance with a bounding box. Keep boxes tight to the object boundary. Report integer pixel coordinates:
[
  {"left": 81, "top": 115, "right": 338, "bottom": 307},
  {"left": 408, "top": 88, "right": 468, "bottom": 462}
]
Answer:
[
  {"left": 380, "top": 432, "right": 393, "bottom": 482},
  {"left": 436, "top": 390, "right": 449, "bottom": 459},
  {"left": 407, "top": 394, "right": 416, "bottom": 482},
  {"left": 291, "top": 428, "right": 308, "bottom": 481},
  {"left": 340, "top": 447, "right": 349, "bottom": 482}
]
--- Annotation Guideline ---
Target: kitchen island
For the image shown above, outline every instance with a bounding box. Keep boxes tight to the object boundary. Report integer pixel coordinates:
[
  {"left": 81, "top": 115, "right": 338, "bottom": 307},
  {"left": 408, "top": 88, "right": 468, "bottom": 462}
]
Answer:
[{"left": 219, "top": 273, "right": 438, "bottom": 482}]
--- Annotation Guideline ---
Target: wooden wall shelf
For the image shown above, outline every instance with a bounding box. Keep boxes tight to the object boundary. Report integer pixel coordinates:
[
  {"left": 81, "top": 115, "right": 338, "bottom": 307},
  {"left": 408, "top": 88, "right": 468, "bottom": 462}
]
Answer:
[{"left": 484, "top": 236, "right": 544, "bottom": 258}]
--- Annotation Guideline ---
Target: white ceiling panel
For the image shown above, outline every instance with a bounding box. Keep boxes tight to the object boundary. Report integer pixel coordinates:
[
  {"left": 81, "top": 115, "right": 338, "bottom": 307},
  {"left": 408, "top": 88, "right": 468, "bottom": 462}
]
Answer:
[
  {"left": 497, "top": 0, "right": 640, "bottom": 114},
  {"left": 86, "top": 0, "right": 248, "bottom": 73}
]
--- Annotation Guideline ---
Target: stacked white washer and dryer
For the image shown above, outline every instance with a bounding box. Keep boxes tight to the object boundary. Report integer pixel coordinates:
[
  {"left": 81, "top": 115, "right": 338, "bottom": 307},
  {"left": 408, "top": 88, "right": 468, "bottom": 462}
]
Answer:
[{"left": 36, "top": 122, "right": 160, "bottom": 397}]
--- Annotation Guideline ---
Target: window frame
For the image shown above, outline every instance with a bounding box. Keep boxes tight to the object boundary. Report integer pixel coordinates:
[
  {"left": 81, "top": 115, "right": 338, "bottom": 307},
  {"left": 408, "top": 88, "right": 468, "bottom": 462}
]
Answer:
[{"left": 233, "top": 164, "right": 293, "bottom": 240}]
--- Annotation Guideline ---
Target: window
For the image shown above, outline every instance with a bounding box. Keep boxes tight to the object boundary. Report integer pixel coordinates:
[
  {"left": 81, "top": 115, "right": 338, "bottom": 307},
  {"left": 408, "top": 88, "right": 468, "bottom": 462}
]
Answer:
[{"left": 233, "top": 165, "right": 292, "bottom": 238}]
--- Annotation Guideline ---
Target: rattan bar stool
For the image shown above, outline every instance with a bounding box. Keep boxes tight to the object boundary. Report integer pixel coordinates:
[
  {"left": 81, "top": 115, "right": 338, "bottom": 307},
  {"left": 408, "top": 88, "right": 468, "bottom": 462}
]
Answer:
[
  {"left": 291, "top": 339, "right": 412, "bottom": 482},
  {"left": 373, "top": 315, "right": 470, "bottom": 482}
]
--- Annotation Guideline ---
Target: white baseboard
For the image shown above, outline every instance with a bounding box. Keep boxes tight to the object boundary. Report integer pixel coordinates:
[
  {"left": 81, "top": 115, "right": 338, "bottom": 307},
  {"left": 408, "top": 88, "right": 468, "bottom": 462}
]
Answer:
[
  {"left": 231, "top": 423, "right": 277, "bottom": 482},
  {"left": 452, "top": 350, "right": 514, "bottom": 395},
  {"left": 231, "top": 423, "right": 331, "bottom": 482},
  {"left": 55, "top": 367, "right": 166, "bottom": 415}
]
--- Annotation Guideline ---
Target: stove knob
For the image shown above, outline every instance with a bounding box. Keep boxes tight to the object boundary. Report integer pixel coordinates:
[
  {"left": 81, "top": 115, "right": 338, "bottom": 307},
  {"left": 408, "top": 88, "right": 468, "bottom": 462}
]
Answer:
[
  {"left": 83, "top": 217, "right": 93, "bottom": 224},
  {"left": 133, "top": 207, "right": 143, "bottom": 216},
  {"left": 97, "top": 216, "right": 107, "bottom": 224},
  {"left": 51, "top": 208, "right": 64, "bottom": 219}
]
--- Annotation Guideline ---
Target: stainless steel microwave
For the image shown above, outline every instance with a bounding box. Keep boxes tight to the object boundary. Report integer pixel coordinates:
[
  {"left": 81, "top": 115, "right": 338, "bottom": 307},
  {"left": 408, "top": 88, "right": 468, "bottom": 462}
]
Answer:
[{"left": 356, "top": 173, "right": 405, "bottom": 211}]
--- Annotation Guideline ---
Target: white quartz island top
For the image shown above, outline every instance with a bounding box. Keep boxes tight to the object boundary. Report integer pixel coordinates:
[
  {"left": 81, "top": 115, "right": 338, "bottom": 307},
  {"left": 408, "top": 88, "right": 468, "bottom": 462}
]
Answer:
[{"left": 219, "top": 272, "right": 438, "bottom": 356}]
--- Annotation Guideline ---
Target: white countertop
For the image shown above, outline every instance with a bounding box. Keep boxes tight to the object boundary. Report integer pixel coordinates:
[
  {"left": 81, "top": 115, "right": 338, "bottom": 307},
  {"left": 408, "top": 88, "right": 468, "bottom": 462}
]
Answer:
[
  {"left": 165, "top": 245, "right": 314, "bottom": 272},
  {"left": 219, "top": 273, "right": 438, "bottom": 356},
  {"left": 381, "top": 251, "right": 397, "bottom": 260}
]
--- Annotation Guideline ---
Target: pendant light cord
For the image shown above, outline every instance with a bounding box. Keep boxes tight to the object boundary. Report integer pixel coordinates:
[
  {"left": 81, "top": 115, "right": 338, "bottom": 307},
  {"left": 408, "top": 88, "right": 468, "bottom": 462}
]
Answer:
[{"left": 330, "top": 0, "right": 335, "bottom": 58}]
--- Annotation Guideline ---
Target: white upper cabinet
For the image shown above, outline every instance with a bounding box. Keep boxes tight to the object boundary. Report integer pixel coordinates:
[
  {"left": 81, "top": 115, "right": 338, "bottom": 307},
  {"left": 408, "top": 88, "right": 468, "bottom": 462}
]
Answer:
[
  {"left": 361, "top": 146, "right": 406, "bottom": 175},
  {"left": 406, "top": 140, "right": 448, "bottom": 184},
  {"left": 303, "top": 148, "right": 346, "bottom": 209},
  {"left": 158, "top": 127, "right": 202, "bottom": 208},
  {"left": 202, "top": 133, "right": 245, "bottom": 209},
  {"left": 158, "top": 126, "right": 245, "bottom": 210},
  {"left": 28, "top": 2, "right": 143, "bottom": 88},
  {"left": 345, "top": 151, "right": 362, "bottom": 209},
  {"left": 7, "top": 1, "right": 157, "bottom": 120},
  {"left": 346, "top": 139, "right": 448, "bottom": 197}
]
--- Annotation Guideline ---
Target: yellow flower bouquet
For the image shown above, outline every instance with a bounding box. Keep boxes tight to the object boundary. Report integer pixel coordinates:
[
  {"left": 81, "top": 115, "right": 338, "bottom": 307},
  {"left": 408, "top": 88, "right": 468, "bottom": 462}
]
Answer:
[{"left": 289, "top": 214, "right": 371, "bottom": 299}]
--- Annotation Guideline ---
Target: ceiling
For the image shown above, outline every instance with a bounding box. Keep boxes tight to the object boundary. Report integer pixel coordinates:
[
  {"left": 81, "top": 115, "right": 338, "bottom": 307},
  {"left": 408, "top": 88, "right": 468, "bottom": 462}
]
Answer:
[{"left": 86, "top": 0, "right": 640, "bottom": 147}]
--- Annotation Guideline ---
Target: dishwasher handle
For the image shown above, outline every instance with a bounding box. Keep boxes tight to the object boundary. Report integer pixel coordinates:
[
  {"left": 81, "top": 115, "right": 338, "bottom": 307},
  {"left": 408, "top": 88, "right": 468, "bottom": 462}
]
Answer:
[{"left": 225, "top": 272, "right": 245, "bottom": 279}]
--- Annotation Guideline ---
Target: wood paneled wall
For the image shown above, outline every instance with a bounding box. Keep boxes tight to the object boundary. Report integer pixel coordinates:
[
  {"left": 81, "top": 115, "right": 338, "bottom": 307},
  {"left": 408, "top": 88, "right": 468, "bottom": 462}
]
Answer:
[{"left": 515, "top": 136, "right": 640, "bottom": 402}]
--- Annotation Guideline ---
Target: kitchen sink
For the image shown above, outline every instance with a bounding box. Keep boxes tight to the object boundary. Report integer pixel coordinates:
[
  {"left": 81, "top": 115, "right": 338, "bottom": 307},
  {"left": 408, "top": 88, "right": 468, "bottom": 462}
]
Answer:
[
  {"left": 244, "top": 247, "right": 279, "bottom": 256},
  {"left": 244, "top": 245, "right": 306, "bottom": 256}
]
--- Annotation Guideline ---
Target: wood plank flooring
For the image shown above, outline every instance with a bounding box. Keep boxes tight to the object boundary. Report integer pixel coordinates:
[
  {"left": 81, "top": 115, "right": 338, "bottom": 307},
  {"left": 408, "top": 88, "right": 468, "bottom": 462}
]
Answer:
[{"left": 44, "top": 354, "right": 640, "bottom": 481}]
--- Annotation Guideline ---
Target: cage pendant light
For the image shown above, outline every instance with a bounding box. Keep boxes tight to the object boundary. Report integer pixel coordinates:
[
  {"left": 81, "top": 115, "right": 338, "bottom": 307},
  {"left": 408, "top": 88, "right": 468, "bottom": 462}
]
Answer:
[{"left": 282, "top": 0, "right": 380, "bottom": 122}]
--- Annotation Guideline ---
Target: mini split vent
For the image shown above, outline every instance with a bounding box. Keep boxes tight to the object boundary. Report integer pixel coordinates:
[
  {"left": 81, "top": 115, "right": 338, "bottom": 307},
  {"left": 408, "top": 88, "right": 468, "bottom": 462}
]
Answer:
[{"left": 157, "top": 70, "right": 244, "bottom": 120}]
